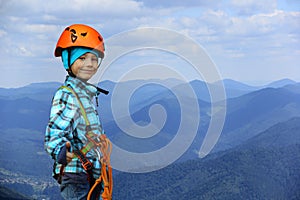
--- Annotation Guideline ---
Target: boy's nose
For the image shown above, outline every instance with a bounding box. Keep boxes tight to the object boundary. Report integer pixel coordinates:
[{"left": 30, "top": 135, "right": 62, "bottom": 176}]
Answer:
[{"left": 84, "top": 58, "right": 93, "bottom": 67}]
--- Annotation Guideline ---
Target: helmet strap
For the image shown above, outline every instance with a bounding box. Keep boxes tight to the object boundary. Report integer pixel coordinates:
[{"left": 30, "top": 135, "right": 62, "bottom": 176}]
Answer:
[
  {"left": 67, "top": 68, "right": 76, "bottom": 78},
  {"left": 67, "top": 48, "right": 72, "bottom": 69}
]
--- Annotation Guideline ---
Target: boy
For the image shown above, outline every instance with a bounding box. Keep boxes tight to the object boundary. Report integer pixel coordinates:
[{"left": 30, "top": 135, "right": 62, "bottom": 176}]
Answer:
[{"left": 44, "top": 24, "right": 110, "bottom": 200}]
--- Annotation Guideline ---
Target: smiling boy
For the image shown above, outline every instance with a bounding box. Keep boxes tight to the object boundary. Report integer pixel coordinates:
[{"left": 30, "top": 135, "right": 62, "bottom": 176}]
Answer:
[{"left": 44, "top": 24, "right": 109, "bottom": 200}]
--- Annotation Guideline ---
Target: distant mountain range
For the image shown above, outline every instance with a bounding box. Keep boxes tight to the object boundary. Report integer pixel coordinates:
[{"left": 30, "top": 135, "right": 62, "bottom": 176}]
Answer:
[
  {"left": 113, "top": 117, "right": 300, "bottom": 199},
  {"left": 0, "top": 78, "right": 299, "bottom": 199},
  {"left": 214, "top": 85, "right": 300, "bottom": 152}
]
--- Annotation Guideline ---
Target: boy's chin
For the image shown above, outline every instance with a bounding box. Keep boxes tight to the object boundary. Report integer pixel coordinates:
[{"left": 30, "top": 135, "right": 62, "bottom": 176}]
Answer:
[{"left": 76, "top": 75, "right": 92, "bottom": 81}]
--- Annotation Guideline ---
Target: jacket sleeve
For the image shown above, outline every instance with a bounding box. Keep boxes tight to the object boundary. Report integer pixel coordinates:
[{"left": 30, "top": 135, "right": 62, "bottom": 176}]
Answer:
[{"left": 44, "top": 89, "right": 79, "bottom": 161}]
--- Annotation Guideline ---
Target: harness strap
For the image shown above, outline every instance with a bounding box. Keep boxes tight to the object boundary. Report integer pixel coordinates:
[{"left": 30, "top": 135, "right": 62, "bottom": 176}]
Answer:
[
  {"left": 57, "top": 86, "right": 113, "bottom": 199},
  {"left": 73, "top": 149, "right": 95, "bottom": 187},
  {"left": 58, "top": 86, "right": 95, "bottom": 180},
  {"left": 59, "top": 86, "right": 91, "bottom": 126}
]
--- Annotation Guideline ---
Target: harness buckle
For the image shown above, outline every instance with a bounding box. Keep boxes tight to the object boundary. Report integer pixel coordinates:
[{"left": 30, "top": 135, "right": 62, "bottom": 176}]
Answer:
[
  {"left": 82, "top": 159, "right": 93, "bottom": 171},
  {"left": 74, "top": 149, "right": 93, "bottom": 171}
]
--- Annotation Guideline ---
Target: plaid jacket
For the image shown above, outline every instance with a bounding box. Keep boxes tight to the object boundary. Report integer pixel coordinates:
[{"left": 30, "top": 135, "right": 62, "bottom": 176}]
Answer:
[{"left": 44, "top": 76, "right": 105, "bottom": 178}]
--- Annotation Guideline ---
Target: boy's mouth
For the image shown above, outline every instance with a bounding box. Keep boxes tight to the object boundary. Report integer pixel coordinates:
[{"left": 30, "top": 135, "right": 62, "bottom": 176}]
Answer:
[{"left": 80, "top": 69, "right": 95, "bottom": 74}]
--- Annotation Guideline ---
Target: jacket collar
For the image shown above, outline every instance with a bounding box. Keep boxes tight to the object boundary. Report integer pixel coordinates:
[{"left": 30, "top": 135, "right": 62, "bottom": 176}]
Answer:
[{"left": 64, "top": 76, "right": 99, "bottom": 98}]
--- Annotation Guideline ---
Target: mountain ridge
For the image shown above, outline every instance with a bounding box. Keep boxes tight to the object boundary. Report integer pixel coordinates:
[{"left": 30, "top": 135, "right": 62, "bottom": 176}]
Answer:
[
  {"left": 1, "top": 78, "right": 300, "bottom": 199},
  {"left": 113, "top": 117, "right": 300, "bottom": 199}
]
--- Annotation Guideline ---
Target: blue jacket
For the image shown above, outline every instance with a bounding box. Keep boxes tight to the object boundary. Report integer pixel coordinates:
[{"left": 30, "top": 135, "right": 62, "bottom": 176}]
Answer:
[{"left": 44, "top": 76, "right": 105, "bottom": 178}]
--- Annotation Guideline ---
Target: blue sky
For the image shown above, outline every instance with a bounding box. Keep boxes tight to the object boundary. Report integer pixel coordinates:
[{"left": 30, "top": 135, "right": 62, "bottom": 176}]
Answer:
[{"left": 0, "top": 0, "right": 299, "bottom": 88}]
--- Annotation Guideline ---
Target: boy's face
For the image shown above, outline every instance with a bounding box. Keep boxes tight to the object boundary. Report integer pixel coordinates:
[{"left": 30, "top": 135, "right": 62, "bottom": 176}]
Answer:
[{"left": 71, "top": 52, "right": 99, "bottom": 80}]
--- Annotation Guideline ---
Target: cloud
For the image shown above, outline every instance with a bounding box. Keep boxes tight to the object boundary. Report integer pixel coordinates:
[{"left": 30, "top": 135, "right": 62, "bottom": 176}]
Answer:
[
  {"left": 134, "top": 0, "right": 221, "bottom": 8},
  {"left": 228, "top": 0, "right": 277, "bottom": 15},
  {"left": 0, "top": 0, "right": 299, "bottom": 87},
  {"left": 0, "top": 29, "right": 7, "bottom": 37}
]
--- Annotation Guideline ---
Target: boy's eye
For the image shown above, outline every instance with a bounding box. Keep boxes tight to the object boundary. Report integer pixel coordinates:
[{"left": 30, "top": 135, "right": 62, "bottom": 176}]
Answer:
[{"left": 78, "top": 56, "right": 98, "bottom": 63}]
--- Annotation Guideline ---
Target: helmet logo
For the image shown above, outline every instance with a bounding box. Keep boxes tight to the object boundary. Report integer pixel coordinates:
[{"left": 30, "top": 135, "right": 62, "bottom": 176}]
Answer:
[{"left": 70, "top": 29, "right": 77, "bottom": 43}]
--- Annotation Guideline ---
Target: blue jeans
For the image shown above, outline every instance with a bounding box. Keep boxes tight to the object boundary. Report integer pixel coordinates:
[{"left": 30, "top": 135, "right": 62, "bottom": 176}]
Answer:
[{"left": 60, "top": 173, "right": 102, "bottom": 200}]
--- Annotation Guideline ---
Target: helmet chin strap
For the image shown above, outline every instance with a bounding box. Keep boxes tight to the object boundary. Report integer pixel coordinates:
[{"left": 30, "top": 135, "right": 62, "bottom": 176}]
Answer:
[
  {"left": 67, "top": 68, "right": 88, "bottom": 83},
  {"left": 67, "top": 68, "right": 76, "bottom": 78},
  {"left": 67, "top": 48, "right": 74, "bottom": 76}
]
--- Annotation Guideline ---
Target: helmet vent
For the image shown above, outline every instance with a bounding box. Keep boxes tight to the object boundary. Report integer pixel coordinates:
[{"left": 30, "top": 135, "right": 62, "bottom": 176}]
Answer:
[
  {"left": 70, "top": 29, "right": 76, "bottom": 34},
  {"left": 71, "top": 33, "right": 77, "bottom": 43}
]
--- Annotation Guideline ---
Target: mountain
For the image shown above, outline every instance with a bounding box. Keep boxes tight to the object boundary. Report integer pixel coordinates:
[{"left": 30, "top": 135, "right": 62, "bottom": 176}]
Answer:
[
  {"left": 0, "top": 78, "right": 299, "bottom": 199},
  {"left": 112, "top": 117, "right": 300, "bottom": 199},
  {"left": 0, "top": 97, "right": 50, "bottom": 131},
  {"left": 1, "top": 79, "right": 300, "bottom": 160},
  {"left": 0, "top": 128, "right": 52, "bottom": 176},
  {"left": 178, "top": 79, "right": 256, "bottom": 102},
  {"left": 221, "top": 79, "right": 259, "bottom": 91},
  {"left": 105, "top": 93, "right": 210, "bottom": 156},
  {"left": 283, "top": 82, "right": 300, "bottom": 94},
  {"left": 242, "top": 117, "right": 300, "bottom": 148},
  {"left": 0, "top": 82, "right": 61, "bottom": 102},
  {"left": 214, "top": 86, "right": 300, "bottom": 151},
  {"left": 265, "top": 78, "right": 297, "bottom": 88},
  {"left": 224, "top": 86, "right": 300, "bottom": 131},
  {"left": 210, "top": 79, "right": 261, "bottom": 100},
  {"left": 107, "top": 82, "right": 300, "bottom": 157},
  {"left": 1, "top": 117, "right": 299, "bottom": 199},
  {"left": 1, "top": 79, "right": 300, "bottom": 155}
]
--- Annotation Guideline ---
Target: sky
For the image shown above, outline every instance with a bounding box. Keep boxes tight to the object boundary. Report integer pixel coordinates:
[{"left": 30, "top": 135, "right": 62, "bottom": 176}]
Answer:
[{"left": 0, "top": 0, "right": 299, "bottom": 88}]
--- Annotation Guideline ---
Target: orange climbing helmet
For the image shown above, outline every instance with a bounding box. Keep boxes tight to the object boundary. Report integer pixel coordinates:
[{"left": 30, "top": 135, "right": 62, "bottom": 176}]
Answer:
[{"left": 54, "top": 24, "right": 105, "bottom": 58}]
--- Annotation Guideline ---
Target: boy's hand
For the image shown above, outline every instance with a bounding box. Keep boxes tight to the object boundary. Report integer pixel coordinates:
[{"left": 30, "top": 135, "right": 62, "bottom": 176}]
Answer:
[{"left": 66, "top": 142, "right": 74, "bottom": 163}]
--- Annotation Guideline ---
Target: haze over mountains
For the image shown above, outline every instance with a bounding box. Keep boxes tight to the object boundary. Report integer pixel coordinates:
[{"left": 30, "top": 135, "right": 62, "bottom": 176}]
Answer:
[{"left": 0, "top": 78, "right": 299, "bottom": 199}]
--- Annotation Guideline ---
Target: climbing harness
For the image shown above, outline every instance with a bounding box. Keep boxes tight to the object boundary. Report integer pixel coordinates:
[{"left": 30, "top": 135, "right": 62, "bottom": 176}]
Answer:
[{"left": 58, "top": 86, "right": 113, "bottom": 200}]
